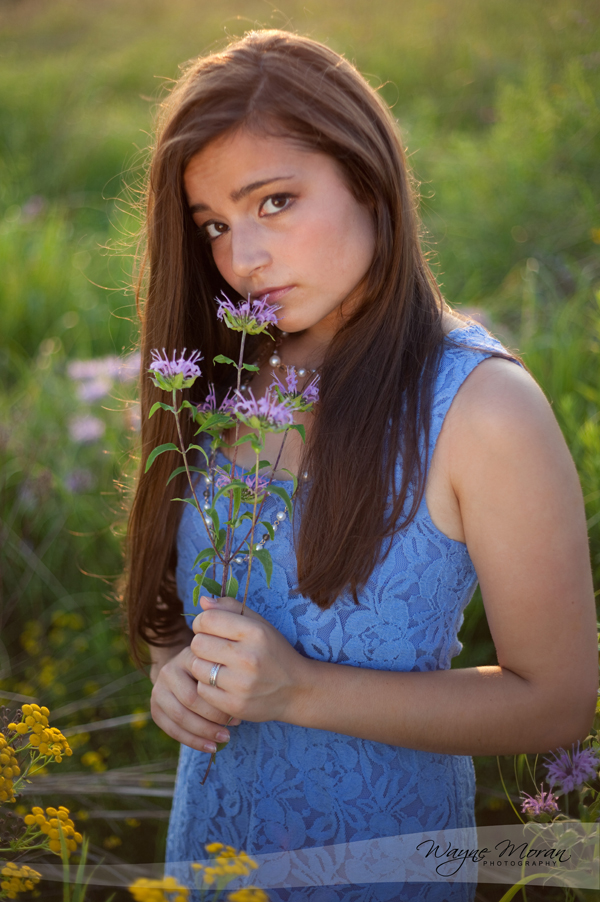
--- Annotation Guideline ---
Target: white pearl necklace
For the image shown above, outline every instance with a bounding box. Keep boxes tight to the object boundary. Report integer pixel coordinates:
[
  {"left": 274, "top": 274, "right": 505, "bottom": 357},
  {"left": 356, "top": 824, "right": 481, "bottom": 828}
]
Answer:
[{"left": 268, "top": 331, "right": 318, "bottom": 376}]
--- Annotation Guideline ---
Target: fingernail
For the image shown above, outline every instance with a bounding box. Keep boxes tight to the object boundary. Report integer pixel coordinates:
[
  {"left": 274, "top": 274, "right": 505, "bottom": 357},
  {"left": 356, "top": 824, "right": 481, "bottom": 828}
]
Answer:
[
  {"left": 203, "top": 741, "right": 217, "bottom": 753},
  {"left": 216, "top": 731, "right": 230, "bottom": 743}
]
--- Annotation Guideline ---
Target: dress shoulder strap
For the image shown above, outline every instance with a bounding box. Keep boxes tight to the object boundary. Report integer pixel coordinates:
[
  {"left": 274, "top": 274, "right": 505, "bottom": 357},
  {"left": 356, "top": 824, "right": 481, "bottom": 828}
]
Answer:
[{"left": 426, "top": 320, "right": 522, "bottom": 463}]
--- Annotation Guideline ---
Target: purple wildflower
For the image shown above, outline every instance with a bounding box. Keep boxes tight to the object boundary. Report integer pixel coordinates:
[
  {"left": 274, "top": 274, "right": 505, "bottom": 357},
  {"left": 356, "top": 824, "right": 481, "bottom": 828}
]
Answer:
[
  {"left": 76, "top": 376, "right": 112, "bottom": 402},
  {"left": 519, "top": 783, "right": 560, "bottom": 818},
  {"left": 64, "top": 468, "right": 96, "bottom": 494},
  {"left": 215, "top": 465, "right": 271, "bottom": 496},
  {"left": 233, "top": 388, "right": 294, "bottom": 432},
  {"left": 67, "top": 352, "right": 140, "bottom": 396},
  {"left": 68, "top": 415, "right": 106, "bottom": 444},
  {"left": 216, "top": 292, "right": 280, "bottom": 334},
  {"left": 269, "top": 368, "right": 320, "bottom": 410},
  {"left": 301, "top": 376, "right": 320, "bottom": 404},
  {"left": 196, "top": 384, "right": 235, "bottom": 415},
  {"left": 543, "top": 741, "right": 600, "bottom": 795},
  {"left": 149, "top": 348, "right": 202, "bottom": 391}
]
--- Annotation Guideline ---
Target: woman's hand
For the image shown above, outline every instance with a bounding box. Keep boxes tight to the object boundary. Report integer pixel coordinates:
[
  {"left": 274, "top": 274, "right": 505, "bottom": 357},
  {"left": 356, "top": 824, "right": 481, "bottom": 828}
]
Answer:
[
  {"left": 150, "top": 642, "right": 242, "bottom": 753},
  {"left": 190, "top": 595, "right": 310, "bottom": 724}
]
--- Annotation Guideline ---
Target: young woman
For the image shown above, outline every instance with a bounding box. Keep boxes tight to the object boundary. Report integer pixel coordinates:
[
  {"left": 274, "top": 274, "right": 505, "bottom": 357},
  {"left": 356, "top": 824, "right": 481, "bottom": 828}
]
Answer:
[{"left": 124, "top": 29, "right": 598, "bottom": 901}]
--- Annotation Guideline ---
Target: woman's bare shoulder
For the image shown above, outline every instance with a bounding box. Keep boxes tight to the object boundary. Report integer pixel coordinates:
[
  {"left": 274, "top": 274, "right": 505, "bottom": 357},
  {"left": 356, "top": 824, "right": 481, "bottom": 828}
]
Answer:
[{"left": 446, "top": 353, "right": 555, "bottom": 444}]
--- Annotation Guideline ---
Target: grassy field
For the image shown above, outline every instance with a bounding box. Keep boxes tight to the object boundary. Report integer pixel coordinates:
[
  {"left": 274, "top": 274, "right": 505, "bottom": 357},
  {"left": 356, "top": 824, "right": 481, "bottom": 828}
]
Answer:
[{"left": 0, "top": 0, "right": 599, "bottom": 898}]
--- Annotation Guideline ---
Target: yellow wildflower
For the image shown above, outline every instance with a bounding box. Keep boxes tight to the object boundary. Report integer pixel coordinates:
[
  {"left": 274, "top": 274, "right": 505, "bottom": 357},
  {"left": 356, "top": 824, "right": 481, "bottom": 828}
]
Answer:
[
  {"left": 205, "top": 841, "right": 224, "bottom": 853},
  {"left": 228, "top": 890, "right": 269, "bottom": 902},
  {"left": 0, "top": 735, "right": 20, "bottom": 802},
  {"left": 8, "top": 705, "right": 72, "bottom": 763},
  {"left": 23, "top": 805, "right": 83, "bottom": 856},
  {"left": 128, "top": 876, "right": 189, "bottom": 902},
  {"left": 81, "top": 750, "right": 106, "bottom": 773},
  {"left": 104, "top": 835, "right": 122, "bottom": 849},
  {"left": 0, "top": 862, "right": 41, "bottom": 898}
]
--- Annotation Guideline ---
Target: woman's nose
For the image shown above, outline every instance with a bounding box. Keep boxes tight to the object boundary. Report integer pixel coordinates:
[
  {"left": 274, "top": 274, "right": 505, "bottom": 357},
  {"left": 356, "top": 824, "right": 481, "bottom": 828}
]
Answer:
[{"left": 229, "top": 222, "right": 271, "bottom": 278}]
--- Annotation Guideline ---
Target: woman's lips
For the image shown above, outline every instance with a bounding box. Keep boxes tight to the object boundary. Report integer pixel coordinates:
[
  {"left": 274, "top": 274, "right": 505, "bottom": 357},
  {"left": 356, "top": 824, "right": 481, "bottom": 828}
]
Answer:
[{"left": 254, "top": 286, "right": 294, "bottom": 304}]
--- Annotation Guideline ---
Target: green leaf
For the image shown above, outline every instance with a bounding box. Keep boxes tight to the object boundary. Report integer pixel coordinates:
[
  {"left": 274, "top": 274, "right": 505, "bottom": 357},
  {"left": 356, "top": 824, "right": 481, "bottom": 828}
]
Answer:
[
  {"left": 187, "top": 444, "right": 210, "bottom": 464},
  {"left": 216, "top": 527, "right": 227, "bottom": 552},
  {"left": 253, "top": 548, "right": 273, "bottom": 587},
  {"left": 250, "top": 434, "right": 264, "bottom": 453},
  {"left": 213, "top": 354, "right": 236, "bottom": 366},
  {"left": 166, "top": 465, "right": 206, "bottom": 485},
  {"left": 229, "top": 511, "right": 254, "bottom": 528},
  {"left": 289, "top": 423, "right": 306, "bottom": 442},
  {"left": 258, "top": 459, "right": 274, "bottom": 470},
  {"left": 144, "top": 442, "right": 180, "bottom": 473},
  {"left": 172, "top": 497, "right": 202, "bottom": 512},
  {"left": 231, "top": 433, "right": 256, "bottom": 447},
  {"left": 281, "top": 469, "right": 299, "bottom": 494},
  {"left": 194, "top": 574, "right": 222, "bottom": 597},
  {"left": 232, "top": 486, "right": 242, "bottom": 517},
  {"left": 149, "top": 400, "right": 175, "bottom": 418},
  {"left": 179, "top": 399, "right": 196, "bottom": 413},
  {"left": 260, "top": 520, "right": 275, "bottom": 540},
  {"left": 241, "top": 362, "right": 260, "bottom": 372},
  {"left": 226, "top": 576, "right": 239, "bottom": 598},
  {"left": 208, "top": 508, "right": 220, "bottom": 535},
  {"left": 215, "top": 740, "right": 229, "bottom": 752},
  {"left": 267, "top": 484, "right": 293, "bottom": 518},
  {"left": 192, "top": 547, "right": 215, "bottom": 568}
]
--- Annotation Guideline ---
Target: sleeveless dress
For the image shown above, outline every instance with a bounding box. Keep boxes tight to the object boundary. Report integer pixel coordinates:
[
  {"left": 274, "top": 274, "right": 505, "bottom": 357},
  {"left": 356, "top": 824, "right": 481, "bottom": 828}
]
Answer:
[{"left": 166, "top": 321, "right": 518, "bottom": 901}]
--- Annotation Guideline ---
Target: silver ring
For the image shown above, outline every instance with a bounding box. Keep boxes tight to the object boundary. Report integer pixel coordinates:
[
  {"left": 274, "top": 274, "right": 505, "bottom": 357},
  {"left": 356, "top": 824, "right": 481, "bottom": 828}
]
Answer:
[{"left": 209, "top": 662, "right": 222, "bottom": 688}]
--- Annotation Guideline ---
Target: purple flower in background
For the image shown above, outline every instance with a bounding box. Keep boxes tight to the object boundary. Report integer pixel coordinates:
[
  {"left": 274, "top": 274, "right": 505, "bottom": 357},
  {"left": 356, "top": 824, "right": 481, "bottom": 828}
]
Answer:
[
  {"left": 68, "top": 415, "right": 105, "bottom": 444},
  {"left": 68, "top": 353, "right": 139, "bottom": 383},
  {"left": 67, "top": 352, "right": 140, "bottom": 406},
  {"left": 234, "top": 388, "right": 294, "bottom": 432},
  {"left": 64, "top": 468, "right": 96, "bottom": 494},
  {"left": 216, "top": 292, "right": 280, "bottom": 334},
  {"left": 76, "top": 377, "right": 112, "bottom": 402},
  {"left": 519, "top": 783, "right": 560, "bottom": 818},
  {"left": 149, "top": 348, "right": 202, "bottom": 391},
  {"left": 543, "top": 741, "right": 600, "bottom": 795}
]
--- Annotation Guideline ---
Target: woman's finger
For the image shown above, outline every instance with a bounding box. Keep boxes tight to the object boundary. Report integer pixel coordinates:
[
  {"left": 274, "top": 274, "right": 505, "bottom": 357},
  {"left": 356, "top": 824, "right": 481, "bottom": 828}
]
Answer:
[
  {"left": 159, "top": 651, "right": 241, "bottom": 726},
  {"left": 151, "top": 686, "right": 231, "bottom": 753}
]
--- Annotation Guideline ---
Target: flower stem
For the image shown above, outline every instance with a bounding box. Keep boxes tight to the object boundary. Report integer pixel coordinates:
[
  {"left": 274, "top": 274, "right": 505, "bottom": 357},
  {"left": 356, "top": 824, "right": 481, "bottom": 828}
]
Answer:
[
  {"left": 240, "top": 447, "right": 261, "bottom": 616},
  {"left": 231, "top": 427, "right": 290, "bottom": 557},
  {"left": 220, "top": 331, "right": 248, "bottom": 595},
  {"left": 172, "top": 389, "right": 221, "bottom": 560},
  {"left": 497, "top": 755, "right": 525, "bottom": 824}
]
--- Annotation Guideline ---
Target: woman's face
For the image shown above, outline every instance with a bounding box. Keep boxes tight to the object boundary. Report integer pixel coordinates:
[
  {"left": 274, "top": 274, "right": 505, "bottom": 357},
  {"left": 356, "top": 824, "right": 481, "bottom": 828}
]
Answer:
[{"left": 183, "top": 127, "right": 376, "bottom": 340}]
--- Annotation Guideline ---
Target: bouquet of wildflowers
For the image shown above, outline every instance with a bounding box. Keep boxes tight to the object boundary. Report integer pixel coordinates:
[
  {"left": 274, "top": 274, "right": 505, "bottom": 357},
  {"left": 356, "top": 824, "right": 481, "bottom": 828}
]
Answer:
[{"left": 146, "top": 293, "right": 318, "bottom": 614}]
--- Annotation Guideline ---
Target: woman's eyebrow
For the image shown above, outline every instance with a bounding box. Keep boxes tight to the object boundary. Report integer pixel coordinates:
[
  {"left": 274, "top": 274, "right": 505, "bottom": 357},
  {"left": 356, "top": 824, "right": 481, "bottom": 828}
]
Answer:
[{"left": 188, "top": 175, "right": 294, "bottom": 213}]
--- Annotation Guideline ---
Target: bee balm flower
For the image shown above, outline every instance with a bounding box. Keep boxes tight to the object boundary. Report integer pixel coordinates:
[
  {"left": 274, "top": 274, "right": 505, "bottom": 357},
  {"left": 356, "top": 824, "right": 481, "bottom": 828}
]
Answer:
[{"left": 149, "top": 349, "right": 203, "bottom": 391}]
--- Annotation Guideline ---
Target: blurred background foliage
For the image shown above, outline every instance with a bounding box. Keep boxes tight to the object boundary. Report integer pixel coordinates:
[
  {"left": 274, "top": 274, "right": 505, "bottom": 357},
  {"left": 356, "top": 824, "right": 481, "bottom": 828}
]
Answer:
[{"left": 0, "top": 0, "right": 599, "bottom": 898}]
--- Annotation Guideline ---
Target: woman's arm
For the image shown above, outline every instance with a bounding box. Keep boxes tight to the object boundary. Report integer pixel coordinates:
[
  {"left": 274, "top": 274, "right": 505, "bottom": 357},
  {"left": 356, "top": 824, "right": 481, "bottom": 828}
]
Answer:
[{"left": 190, "top": 358, "right": 598, "bottom": 756}]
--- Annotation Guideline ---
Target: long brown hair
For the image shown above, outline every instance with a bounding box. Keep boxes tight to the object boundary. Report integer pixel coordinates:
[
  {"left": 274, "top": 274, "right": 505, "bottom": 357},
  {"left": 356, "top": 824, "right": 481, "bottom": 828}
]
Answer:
[{"left": 125, "top": 29, "right": 458, "bottom": 663}]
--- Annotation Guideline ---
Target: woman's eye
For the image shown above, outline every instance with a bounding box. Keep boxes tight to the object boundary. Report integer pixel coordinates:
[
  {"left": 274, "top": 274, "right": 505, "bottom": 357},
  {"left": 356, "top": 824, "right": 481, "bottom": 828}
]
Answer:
[
  {"left": 260, "top": 194, "right": 293, "bottom": 215},
  {"left": 203, "top": 221, "right": 229, "bottom": 240}
]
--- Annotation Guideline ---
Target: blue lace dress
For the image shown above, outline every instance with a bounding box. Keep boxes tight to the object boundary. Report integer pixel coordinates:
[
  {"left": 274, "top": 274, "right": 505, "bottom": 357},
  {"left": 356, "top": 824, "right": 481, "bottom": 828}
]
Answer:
[{"left": 166, "top": 322, "right": 517, "bottom": 900}]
